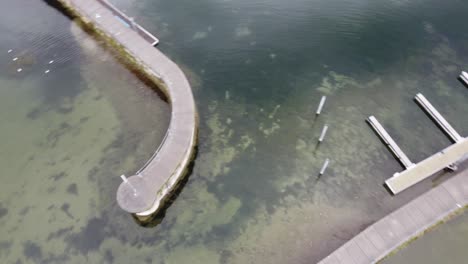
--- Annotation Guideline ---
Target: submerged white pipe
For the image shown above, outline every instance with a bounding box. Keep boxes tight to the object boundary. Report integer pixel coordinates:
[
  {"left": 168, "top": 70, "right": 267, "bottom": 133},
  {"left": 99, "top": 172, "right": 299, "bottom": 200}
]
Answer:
[
  {"left": 316, "top": 96, "right": 327, "bottom": 115},
  {"left": 320, "top": 158, "right": 330, "bottom": 175},
  {"left": 319, "top": 125, "right": 329, "bottom": 142}
]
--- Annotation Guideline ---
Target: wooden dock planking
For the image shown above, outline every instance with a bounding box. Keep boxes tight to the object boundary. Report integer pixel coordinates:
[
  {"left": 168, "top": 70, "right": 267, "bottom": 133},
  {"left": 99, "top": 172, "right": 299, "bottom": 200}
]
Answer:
[
  {"left": 58, "top": 0, "right": 197, "bottom": 216},
  {"left": 386, "top": 138, "right": 468, "bottom": 194}
]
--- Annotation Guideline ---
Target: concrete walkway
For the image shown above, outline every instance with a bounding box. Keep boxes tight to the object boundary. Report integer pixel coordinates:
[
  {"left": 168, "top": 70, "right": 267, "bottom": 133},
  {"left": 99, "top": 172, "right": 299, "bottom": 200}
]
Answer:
[
  {"left": 58, "top": 0, "right": 197, "bottom": 216},
  {"left": 318, "top": 167, "right": 468, "bottom": 264}
]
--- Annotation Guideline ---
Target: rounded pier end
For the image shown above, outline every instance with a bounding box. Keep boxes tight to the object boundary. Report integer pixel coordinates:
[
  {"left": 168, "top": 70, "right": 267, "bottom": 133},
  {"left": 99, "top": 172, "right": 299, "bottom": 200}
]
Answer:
[{"left": 116, "top": 175, "right": 154, "bottom": 213}]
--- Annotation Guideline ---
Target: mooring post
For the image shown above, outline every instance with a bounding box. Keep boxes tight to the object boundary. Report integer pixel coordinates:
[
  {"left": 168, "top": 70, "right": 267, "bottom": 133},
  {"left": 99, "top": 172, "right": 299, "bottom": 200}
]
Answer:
[
  {"left": 319, "top": 125, "right": 329, "bottom": 142},
  {"left": 129, "top": 17, "right": 137, "bottom": 30},
  {"left": 316, "top": 96, "right": 327, "bottom": 115},
  {"left": 120, "top": 174, "right": 128, "bottom": 183},
  {"left": 320, "top": 158, "right": 330, "bottom": 175}
]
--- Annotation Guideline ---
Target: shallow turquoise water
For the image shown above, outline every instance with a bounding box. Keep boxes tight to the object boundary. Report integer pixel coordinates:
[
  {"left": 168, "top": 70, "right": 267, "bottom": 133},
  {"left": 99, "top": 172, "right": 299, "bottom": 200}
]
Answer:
[{"left": 1, "top": 0, "right": 468, "bottom": 263}]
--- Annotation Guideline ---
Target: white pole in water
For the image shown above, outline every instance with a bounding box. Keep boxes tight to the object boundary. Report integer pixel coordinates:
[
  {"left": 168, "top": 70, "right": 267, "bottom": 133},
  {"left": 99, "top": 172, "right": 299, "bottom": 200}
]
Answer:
[
  {"left": 316, "top": 96, "right": 327, "bottom": 115},
  {"left": 120, "top": 175, "right": 128, "bottom": 183},
  {"left": 129, "top": 17, "right": 137, "bottom": 30},
  {"left": 319, "top": 159, "right": 330, "bottom": 175},
  {"left": 319, "top": 125, "right": 329, "bottom": 142},
  {"left": 460, "top": 71, "right": 468, "bottom": 85}
]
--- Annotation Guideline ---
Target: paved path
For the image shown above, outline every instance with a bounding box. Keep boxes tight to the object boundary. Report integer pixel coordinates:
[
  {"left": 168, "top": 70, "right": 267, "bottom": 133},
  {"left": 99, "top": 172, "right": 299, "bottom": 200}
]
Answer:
[
  {"left": 319, "top": 167, "right": 468, "bottom": 264},
  {"left": 59, "top": 0, "right": 197, "bottom": 216}
]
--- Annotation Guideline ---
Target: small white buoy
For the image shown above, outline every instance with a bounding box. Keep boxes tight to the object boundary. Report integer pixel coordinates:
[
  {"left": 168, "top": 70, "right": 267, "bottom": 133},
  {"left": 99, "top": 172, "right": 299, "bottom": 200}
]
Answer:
[
  {"left": 12, "top": 57, "right": 18, "bottom": 61},
  {"left": 17, "top": 68, "right": 22, "bottom": 72},
  {"left": 319, "top": 125, "right": 329, "bottom": 142},
  {"left": 319, "top": 158, "right": 330, "bottom": 175},
  {"left": 45, "top": 69, "right": 50, "bottom": 74},
  {"left": 49, "top": 60, "right": 54, "bottom": 64},
  {"left": 316, "top": 96, "right": 327, "bottom": 115},
  {"left": 7, "top": 49, "right": 12, "bottom": 53}
]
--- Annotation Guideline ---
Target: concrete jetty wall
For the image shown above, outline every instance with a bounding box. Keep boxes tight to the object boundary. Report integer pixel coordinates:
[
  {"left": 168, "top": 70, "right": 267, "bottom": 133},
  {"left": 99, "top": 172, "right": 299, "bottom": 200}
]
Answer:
[{"left": 57, "top": 0, "right": 198, "bottom": 219}]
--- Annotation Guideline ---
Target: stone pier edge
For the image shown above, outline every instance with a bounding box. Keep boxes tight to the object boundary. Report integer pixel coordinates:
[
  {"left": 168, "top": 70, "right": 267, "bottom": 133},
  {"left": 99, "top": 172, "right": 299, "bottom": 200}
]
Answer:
[{"left": 57, "top": 0, "right": 199, "bottom": 218}]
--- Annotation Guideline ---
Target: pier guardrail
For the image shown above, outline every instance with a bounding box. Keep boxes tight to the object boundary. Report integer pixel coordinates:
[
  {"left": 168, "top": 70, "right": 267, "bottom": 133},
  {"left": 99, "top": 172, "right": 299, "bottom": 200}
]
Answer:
[{"left": 97, "top": 0, "right": 159, "bottom": 46}]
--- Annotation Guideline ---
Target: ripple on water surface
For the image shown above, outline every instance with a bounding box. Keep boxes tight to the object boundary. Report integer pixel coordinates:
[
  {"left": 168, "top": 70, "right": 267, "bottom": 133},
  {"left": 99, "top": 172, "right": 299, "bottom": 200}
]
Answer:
[
  {"left": 1, "top": 0, "right": 468, "bottom": 263},
  {"left": 0, "top": 0, "right": 169, "bottom": 263}
]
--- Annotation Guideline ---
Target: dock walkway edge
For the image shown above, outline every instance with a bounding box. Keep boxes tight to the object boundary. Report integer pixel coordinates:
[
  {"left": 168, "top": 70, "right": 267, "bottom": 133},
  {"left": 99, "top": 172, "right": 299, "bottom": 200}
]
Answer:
[
  {"left": 318, "top": 167, "right": 468, "bottom": 264},
  {"left": 58, "top": 0, "right": 198, "bottom": 218}
]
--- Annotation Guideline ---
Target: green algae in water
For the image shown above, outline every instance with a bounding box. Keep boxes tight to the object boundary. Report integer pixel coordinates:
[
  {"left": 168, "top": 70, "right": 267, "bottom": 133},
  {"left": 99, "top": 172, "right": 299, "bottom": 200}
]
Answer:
[
  {"left": 2, "top": 0, "right": 468, "bottom": 264},
  {"left": 113, "top": 1, "right": 468, "bottom": 262},
  {"left": 0, "top": 1, "right": 169, "bottom": 263}
]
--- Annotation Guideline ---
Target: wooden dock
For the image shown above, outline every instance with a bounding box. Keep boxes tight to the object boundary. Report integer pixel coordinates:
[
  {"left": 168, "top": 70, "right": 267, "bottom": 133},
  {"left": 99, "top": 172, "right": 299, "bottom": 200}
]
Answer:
[
  {"left": 386, "top": 138, "right": 468, "bottom": 194},
  {"left": 325, "top": 89, "right": 468, "bottom": 262},
  {"left": 319, "top": 166, "right": 468, "bottom": 264},
  {"left": 58, "top": 0, "right": 197, "bottom": 217},
  {"left": 414, "top": 93, "right": 463, "bottom": 143},
  {"left": 367, "top": 116, "right": 414, "bottom": 169},
  {"left": 368, "top": 93, "right": 467, "bottom": 195}
]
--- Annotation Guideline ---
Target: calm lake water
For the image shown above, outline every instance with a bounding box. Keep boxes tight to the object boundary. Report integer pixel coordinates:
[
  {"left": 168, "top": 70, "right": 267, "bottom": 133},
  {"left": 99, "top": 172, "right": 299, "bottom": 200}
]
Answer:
[{"left": 1, "top": 0, "right": 468, "bottom": 263}]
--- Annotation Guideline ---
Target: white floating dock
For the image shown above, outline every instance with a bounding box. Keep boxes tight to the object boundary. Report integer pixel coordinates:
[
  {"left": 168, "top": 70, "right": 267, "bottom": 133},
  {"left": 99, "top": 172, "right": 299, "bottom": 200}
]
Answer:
[
  {"left": 460, "top": 71, "right": 468, "bottom": 86},
  {"left": 415, "top": 93, "right": 463, "bottom": 143},
  {"left": 367, "top": 92, "right": 468, "bottom": 195},
  {"left": 386, "top": 138, "right": 468, "bottom": 194},
  {"left": 367, "top": 116, "right": 414, "bottom": 169}
]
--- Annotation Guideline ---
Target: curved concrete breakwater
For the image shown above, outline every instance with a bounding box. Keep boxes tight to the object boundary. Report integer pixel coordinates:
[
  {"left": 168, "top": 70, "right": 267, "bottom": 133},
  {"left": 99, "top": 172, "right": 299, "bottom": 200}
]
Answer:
[
  {"left": 318, "top": 167, "right": 468, "bottom": 264},
  {"left": 58, "top": 0, "right": 198, "bottom": 220}
]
